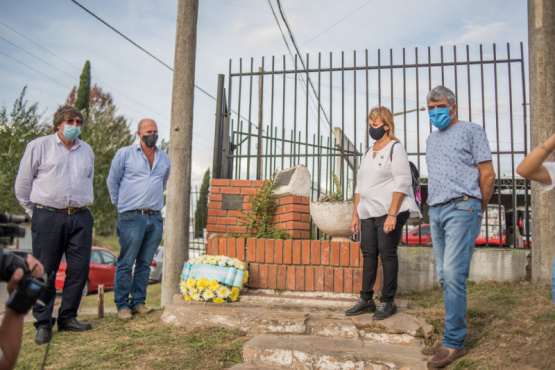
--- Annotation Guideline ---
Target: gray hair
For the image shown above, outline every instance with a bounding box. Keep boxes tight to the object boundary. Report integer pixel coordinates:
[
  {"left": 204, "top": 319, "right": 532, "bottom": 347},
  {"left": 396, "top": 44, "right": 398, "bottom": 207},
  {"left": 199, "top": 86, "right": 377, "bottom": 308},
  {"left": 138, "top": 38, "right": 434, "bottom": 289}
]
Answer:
[
  {"left": 427, "top": 86, "right": 456, "bottom": 105},
  {"left": 137, "top": 118, "right": 153, "bottom": 132}
]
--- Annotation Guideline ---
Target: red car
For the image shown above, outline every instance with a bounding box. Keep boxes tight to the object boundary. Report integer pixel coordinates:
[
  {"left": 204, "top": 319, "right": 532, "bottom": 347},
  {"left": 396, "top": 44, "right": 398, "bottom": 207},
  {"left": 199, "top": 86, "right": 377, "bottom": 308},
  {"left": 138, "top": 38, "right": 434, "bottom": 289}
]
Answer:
[
  {"left": 402, "top": 224, "right": 432, "bottom": 245},
  {"left": 56, "top": 247, "right": 118, "bottom": 296}
]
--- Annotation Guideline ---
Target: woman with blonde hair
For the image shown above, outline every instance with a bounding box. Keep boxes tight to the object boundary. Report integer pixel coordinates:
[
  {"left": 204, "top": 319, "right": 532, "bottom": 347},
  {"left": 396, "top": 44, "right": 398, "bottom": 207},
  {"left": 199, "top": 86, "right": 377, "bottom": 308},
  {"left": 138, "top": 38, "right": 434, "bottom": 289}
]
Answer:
[{"left": 346, "top": 106, "right": 421, "bottom": 320}]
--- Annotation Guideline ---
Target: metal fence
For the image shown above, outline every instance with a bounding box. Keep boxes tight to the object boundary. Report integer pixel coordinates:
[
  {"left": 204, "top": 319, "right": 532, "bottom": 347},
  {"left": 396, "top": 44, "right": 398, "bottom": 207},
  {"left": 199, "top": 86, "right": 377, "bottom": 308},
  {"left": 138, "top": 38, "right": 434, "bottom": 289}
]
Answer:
[{"left": 212, "top": 43, "right": 531, "bottom": 248}]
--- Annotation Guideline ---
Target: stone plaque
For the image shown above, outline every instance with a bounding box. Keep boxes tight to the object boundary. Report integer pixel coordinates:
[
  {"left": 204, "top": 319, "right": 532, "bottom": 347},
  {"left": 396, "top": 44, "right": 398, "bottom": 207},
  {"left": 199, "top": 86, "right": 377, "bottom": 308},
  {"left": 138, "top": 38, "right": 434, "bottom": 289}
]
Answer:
[
  {"left": 221, "top": 194, "right": 244, "bottom": 210},
  {"left": 276, "top": 168, "right": 295, "bottom": 186}
]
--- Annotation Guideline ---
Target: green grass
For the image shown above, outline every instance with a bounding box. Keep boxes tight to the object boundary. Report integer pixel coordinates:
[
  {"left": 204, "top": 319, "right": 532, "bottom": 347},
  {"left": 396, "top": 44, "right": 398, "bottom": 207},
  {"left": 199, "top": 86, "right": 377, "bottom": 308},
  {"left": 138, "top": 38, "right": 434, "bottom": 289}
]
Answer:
[
  {"left": 404, "top": 280, "right": 555, "bottom": 369},
  {"left": 16, "top": 312, "right": 247, "bottom": 369},
  {"left": 79, "top": 282, "right": 162, "bottom": 310}
]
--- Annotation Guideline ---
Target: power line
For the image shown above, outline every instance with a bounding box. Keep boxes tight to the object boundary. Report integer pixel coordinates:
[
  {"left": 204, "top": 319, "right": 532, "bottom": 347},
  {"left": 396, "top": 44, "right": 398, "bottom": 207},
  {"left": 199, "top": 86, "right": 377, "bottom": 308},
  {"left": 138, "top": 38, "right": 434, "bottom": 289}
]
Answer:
[
  {"left": 301, "top": 0, "right": 375, "bottom": 47},
  {"left": 0, "top": 51, "right": 73, "bottom": 90},
  {"left": 69, "top": 0, "right": 218, "bottom": 103}
]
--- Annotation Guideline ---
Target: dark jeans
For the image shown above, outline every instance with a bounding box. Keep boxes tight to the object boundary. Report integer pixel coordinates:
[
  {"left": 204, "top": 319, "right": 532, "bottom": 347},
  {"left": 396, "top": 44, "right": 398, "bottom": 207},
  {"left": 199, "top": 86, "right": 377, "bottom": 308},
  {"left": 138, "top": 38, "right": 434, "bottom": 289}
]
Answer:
[
  {"left": 114, "top": 211, "right": 163, "bottom": 310},
  {"left": 359, "top": 211, "right": 409, "bottom": 302},
  {"left": 31, "top": 207, "right": 93, "bottom": 329}
]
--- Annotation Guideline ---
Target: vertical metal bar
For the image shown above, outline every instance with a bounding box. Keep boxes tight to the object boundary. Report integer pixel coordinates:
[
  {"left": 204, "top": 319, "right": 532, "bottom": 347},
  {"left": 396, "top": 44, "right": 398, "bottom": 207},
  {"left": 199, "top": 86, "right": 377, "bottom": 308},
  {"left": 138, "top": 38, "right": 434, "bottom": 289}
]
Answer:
[
  {"left": 353, "top": 50, "right": 358, "bottom": 199},
  {"left": 305, "top": 53, "right": 310, "bottom": 166},
  {"left": 507, "top": 43, "right": 517, "bottom": 248},
  {"left": 340, "top": 51, "right": 345, "bottom": 192},
  {"left": 402, "top": 48, "right": 407, "bottom": 145},
  {"left": 480, "top": 45, "right": 486, "bottom": 130},
  {"left": 453, "top": 45, "right": 459, "bottom": 108},
  {"left": 293, "top": 54, "right": 298, "bottom": 166},
  {"left": 212, "top": 74, "right": 225, "bottom": 178},
  {"left": 378, "top": 49, "right": 381, "bottom": 106},
  {"left": 492, "top": 43, "right": 502, "bottom": 246},
  {"left": 466, "top": 45, "right": 472, "bottom": 122},
  {"left": 236, "top": 59, "right": 244, "bottom": 178},
  {"left": 329, "top": 51, "right": 333, "bottom": 191},
  {"left": 270, "top": 56, "right": 276, "bottom": 177},
  {"left": 246, "top": 58, "right": 254, "bottom": 179},
  {"left": 440, "top": 46, "right": 445, "bottom": 86},
  {"left": 257, "top": 61, "right": 264, "bottom": 180},
  {"left": 226, "top": 60, "right": 234, "bottom": 179},
  {"left": 365, "top": 49, "right": 369, "bottom": 151},
  {"left": 281, "top": 55, "right": 286, "bottom": 171},
  {"left": 317, "top": 52, "right": 322, "bottom": 201},
  {"left": 390, "top": 48, "right": 394, "bottom": 113},
  {"left": 428, "top": 47, "right": 432, "bottom": 134},
  {"left": 520, "top": 41, "right": 530, "bottom": 250}
]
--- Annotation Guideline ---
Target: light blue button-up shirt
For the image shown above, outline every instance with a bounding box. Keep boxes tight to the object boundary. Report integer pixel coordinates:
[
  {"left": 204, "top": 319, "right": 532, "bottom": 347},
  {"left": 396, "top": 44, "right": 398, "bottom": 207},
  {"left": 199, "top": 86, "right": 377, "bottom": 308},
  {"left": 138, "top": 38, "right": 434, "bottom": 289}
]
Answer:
[
  {"left": 14, "top": 133, "right": 95, "bottom": 217},
  {"left": 106, "top": 144, "right": 171, "bottom": 213}
]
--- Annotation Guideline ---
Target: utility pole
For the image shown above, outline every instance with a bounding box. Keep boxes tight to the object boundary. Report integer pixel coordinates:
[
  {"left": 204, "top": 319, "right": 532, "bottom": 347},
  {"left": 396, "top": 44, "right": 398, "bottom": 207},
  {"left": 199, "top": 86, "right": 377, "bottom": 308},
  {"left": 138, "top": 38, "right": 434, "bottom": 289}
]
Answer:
[
  {"left": 162, "top": 0, "right": 198, "bottom": 307},
  {"left": 528, "top": 0, "right": 555, "bottom": 286}
]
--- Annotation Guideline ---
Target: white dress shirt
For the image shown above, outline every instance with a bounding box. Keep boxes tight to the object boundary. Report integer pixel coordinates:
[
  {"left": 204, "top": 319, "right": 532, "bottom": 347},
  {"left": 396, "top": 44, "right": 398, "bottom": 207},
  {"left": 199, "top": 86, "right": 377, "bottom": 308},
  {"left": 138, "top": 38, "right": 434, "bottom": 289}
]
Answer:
[
  {"left": 14, "top": 133, "right": 94, "bottom": 217},
  {"left": 355, "top": 140, "right": 421, "bottom": 219}
]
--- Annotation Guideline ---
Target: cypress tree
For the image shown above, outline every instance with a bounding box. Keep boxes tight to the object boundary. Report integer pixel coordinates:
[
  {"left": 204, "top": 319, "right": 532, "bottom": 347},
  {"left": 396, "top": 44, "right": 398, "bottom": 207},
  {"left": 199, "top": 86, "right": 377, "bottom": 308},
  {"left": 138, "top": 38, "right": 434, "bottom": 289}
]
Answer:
[
  {"left": 75, "top": 60, "right": 91, "bottom": 114},
  {"left": 194, "top": 169, "right": 211, "bottom": 238}
]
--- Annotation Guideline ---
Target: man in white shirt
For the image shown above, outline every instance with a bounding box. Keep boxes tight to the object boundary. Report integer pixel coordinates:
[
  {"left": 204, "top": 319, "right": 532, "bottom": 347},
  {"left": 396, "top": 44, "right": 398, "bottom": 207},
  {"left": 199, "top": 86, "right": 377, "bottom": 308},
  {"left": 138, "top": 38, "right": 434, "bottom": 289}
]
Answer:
[{"left": 15, "top": 106, "right": 95, "bottom": 345}]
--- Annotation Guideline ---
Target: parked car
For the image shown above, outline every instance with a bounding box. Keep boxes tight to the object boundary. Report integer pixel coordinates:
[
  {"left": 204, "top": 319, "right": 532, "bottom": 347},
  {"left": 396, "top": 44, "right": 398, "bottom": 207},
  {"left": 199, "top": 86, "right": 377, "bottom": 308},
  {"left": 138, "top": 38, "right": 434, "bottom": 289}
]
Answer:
[
  {"left": 149, "top": 246, "right": 164, "bottom": 282},
  {"left": 56, "top": 247, "right": 117, "bottom": 296},
  {"left": 401, "top": 224, "right": 432, "bottom": 245}
]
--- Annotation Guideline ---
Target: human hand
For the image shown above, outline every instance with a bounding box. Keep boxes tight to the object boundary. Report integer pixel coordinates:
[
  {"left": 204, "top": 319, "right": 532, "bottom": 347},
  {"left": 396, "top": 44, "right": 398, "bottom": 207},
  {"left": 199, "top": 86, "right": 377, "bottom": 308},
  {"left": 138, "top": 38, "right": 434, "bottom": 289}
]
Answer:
[
  {"left": 7, "top": 255, "right": 44, "bottom": 295},
  {"left": 383, "top": 216, "right": 396, "bottom": 234},
  {"left": 351, "top": 215, "right": 359, "bottom": 235}
]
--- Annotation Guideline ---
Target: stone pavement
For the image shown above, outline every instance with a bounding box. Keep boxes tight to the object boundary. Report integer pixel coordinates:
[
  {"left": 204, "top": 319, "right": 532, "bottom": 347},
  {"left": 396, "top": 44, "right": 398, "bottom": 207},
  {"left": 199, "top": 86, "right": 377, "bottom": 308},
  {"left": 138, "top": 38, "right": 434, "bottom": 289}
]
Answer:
[{"left": 162, "top": 290, "right": 432, "bottom": 369}]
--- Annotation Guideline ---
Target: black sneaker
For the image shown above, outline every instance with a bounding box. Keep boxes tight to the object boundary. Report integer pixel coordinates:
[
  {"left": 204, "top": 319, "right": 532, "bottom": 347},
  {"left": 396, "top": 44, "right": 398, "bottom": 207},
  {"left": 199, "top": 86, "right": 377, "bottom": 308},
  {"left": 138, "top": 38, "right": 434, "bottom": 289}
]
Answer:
[
  {"left": 373, "top": 301, "right": 397, "bottom": 320},
  {"left": 345, "top": 299, "right": 376, "bottom": 316}
]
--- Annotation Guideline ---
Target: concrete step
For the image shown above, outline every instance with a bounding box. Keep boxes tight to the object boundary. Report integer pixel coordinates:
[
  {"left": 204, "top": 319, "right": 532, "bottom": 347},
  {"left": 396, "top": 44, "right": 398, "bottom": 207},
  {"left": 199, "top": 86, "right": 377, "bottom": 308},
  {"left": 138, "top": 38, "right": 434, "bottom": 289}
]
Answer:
[
  {"left": 162, "top": 292, "right": 432, "bottom": 346},
  {"left": 238, "top": 334, "right": 428, "bottom": 369}
]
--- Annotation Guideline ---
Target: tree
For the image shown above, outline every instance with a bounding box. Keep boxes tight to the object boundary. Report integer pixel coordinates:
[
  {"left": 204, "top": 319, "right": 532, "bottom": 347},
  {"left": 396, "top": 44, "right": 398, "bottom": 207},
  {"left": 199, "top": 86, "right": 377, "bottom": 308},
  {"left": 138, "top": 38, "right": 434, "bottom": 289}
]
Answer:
[
  {"left": 74, "top": 61, "right": 91, "bottom": 114},
  {"left": 0, "top": 87, "right": 47, "bottom": 214},
  {"left": 194, "top": 169, "right": 210, "bottom": 238},
  {"left": 66, "top": 84, "right": 113, "bottom": 112}
]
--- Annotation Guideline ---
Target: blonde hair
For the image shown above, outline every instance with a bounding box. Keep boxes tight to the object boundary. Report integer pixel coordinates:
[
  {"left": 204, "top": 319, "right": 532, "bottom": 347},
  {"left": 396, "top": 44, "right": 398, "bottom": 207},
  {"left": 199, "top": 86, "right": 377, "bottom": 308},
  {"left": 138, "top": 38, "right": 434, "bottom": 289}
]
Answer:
[{"left": 368, "top": 106, "right": 400, "bottom": 142}]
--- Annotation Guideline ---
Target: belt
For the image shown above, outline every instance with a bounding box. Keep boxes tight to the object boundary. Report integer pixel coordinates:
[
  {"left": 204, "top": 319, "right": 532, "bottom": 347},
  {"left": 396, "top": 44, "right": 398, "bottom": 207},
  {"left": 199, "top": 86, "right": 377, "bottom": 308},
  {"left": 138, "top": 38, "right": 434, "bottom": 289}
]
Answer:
[
  {"left": 133, "top": 209, "right": 161, "bottom": 215},
  {"left": 432, "top": 195, "right": 471, "bottom": 208},
  {"left": 35, "top": 204, "right": 88, "bottom": 215}
]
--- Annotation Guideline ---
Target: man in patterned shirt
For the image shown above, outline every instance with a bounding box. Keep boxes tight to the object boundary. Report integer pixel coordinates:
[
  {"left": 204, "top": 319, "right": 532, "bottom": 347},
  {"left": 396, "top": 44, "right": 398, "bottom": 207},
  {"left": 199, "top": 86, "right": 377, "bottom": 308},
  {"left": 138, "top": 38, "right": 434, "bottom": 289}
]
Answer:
[{"left": 421, "top": 86, "right": 495, "bottom": 368}]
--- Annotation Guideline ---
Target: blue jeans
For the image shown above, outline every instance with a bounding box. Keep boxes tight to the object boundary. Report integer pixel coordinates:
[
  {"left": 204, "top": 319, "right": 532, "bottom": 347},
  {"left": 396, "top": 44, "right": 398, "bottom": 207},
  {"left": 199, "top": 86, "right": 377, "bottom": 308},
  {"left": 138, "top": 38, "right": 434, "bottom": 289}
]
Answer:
[
  {"left": 429, "top": 197, "right": 483, "bottom": 349},
  {"left": 114, "top": 211, "right": 163, "bottom": 310}
]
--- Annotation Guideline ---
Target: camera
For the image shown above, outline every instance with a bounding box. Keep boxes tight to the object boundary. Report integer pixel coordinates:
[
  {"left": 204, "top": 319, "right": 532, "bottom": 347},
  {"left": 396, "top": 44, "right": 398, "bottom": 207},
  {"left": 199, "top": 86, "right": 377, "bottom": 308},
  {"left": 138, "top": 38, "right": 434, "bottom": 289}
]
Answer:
[{"left": 0, "top": 212, "right": 48, "bottom": 314}]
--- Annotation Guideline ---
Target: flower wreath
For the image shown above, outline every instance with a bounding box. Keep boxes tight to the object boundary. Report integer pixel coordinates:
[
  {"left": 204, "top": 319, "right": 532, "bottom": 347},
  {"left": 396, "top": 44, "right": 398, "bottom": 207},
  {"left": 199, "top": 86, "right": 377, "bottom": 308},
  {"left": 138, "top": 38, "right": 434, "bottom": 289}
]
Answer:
[{"left": 180, "top": 255, "right": 249, "bottom": 303}]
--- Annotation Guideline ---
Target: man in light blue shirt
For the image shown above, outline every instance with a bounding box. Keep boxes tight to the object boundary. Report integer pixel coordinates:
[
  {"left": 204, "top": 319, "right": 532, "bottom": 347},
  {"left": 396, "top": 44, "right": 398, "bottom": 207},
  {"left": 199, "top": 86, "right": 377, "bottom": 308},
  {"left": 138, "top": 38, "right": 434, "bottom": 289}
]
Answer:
[
  {"left": 107, "top": 118, "right": 171, "bottom": 320},
  {"left": 422, "top": 86, "right": 495, "bottom": 368},
  {"left": 15, "top": 105, "right": 95, "bottom": 344}
]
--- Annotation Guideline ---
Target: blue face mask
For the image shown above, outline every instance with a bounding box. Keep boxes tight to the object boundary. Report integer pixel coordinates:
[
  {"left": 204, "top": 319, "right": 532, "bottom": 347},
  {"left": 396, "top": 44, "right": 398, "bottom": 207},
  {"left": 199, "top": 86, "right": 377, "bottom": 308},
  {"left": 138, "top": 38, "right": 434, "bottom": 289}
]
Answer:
[
  {"left": 428, "top": 107, "right": 453, "bottom": 129},
  {"left": 62, "top": 125, "right": 81, "bottom": 141}
]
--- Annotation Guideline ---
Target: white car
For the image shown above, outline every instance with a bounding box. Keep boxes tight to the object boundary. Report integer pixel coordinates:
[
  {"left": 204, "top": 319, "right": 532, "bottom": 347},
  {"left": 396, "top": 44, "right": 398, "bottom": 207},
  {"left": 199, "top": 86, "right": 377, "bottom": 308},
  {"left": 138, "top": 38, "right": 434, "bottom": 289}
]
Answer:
[{"left": 149, "top": 246, "right": 163, "bottom": 282}]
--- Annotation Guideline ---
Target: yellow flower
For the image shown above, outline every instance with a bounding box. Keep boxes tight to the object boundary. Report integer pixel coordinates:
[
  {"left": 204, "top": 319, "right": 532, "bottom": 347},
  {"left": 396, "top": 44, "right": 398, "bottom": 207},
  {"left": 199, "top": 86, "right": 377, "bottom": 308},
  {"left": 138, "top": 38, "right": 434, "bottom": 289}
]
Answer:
[
  {"left": 243, "top": 271, "right": 249, "bottom": 285},
  {"left": 216, "top": 286, "right": 231, "bottom": 298},
  {"left": 180, "top": 281, "right": 188, "bottom": 294},
  {"left": 213, "top": 297, "right": 225, "bottom": 304},
  {"left": 197, "top": 278, "right": 209, "bottom": 291},
  {"left": 189, "top": 288, "right": 198, "bottom": 297},
  {"left": 186, "top": 277, "right": 196, "bottom": 289},
  {"left": 230, "top": 286, "right": 241, "bottom": 301},
  {"left": 202, "top": 289, "right": 215, "bottom": 301},
  {"left": 184, "top": 295, "right": 193, "bottom": 301},
  {"left": 209, "top": 279, "right": 220, "bottom": 291}
]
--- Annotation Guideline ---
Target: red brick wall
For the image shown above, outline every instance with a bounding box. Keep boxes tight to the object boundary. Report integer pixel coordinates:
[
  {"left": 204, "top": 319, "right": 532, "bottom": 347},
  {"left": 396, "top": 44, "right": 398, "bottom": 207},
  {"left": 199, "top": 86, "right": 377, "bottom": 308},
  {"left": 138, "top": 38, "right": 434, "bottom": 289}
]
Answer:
[
  {"left": 206, "top": 179, "right": 310, "bottom": 239},
  {"left": 206, "top": 237, "right": 382, "bottom": 295}
]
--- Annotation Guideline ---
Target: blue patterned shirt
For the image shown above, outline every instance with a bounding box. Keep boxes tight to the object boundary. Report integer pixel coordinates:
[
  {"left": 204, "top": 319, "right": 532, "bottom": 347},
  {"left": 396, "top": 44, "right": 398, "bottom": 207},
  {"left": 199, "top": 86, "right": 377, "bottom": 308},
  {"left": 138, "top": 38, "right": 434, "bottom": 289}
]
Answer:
[{"left": 425, "top": 121, "right": 492, "bottom": 206}]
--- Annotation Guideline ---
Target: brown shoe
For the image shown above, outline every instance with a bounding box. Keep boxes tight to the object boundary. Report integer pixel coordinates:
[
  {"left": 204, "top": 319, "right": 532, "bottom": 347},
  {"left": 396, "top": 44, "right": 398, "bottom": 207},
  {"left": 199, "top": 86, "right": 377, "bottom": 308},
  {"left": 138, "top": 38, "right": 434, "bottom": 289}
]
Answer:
[
  {"left": 131, "top": 305, "right": 154, "bottom": 315},
  {"left": 428, "top": 347, "right": 467, "bottom": 368},
  {"left": 118, "top": 309, "right": 133, "bottom": 320},
  {"left": 422, "top": 342, "right": 443, "bottom": 355}
]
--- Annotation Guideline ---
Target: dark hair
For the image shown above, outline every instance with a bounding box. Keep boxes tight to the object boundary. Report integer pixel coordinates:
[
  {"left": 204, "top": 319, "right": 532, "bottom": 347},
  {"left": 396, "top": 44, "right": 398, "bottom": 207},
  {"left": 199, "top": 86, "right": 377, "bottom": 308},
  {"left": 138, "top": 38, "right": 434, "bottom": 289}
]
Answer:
[{"left": 53, "top": 106, "right": 83, "bottom": 132}]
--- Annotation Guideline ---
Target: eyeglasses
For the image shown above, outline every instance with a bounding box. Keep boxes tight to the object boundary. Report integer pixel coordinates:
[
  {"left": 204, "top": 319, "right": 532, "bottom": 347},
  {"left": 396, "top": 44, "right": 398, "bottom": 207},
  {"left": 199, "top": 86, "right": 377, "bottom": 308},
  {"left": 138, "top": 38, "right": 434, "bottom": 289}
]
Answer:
[{"left": 65, "top": 118, "right": 83, "bottom": 125}]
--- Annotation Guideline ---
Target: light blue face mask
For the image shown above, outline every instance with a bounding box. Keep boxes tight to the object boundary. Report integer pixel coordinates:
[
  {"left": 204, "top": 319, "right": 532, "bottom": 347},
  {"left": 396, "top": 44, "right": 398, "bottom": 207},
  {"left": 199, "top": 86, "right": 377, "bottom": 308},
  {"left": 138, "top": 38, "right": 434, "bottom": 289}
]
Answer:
[
  {"left": 62, "top": 125, "right": 81, "bottom": 140},
  {"left": 428, "top": 107, "right": 453, "bottom": 129}
]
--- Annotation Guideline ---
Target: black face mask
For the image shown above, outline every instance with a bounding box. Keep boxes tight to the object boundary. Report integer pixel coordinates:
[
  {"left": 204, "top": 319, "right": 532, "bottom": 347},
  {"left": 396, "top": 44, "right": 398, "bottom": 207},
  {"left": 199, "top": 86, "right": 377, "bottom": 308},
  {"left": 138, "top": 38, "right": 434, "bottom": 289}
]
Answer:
[
  {"left": 142, "top": 134, "right": 158, "bottom": 148},
  {"left": 369, "top": 125, "right": 387, "bottom": 140}
]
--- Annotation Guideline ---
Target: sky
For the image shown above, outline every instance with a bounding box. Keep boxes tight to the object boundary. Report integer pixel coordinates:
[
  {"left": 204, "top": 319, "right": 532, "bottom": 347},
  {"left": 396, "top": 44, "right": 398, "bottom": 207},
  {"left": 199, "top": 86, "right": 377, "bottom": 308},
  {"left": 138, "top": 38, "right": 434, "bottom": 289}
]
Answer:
[{"left": 0, "top": 0, "right": 530, "bottom": 189}]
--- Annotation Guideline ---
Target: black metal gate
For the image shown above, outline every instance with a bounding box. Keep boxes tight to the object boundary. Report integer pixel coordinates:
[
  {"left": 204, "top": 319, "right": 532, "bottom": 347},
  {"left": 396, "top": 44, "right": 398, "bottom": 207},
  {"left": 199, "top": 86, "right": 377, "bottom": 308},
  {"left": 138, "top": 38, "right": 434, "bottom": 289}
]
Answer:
[{"left": 213, "top": 43, "right": 530, "bottom": 247}]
